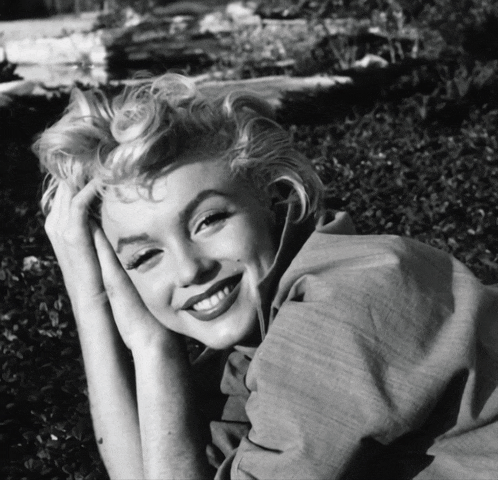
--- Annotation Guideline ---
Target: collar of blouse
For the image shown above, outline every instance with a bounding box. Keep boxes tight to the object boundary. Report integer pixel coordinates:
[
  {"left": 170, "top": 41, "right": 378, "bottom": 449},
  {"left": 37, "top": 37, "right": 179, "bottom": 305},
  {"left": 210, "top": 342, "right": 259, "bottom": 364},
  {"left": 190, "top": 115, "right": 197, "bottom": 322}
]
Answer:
[{"left": 255, "top": 205, "right": 356, "bottom": 341}]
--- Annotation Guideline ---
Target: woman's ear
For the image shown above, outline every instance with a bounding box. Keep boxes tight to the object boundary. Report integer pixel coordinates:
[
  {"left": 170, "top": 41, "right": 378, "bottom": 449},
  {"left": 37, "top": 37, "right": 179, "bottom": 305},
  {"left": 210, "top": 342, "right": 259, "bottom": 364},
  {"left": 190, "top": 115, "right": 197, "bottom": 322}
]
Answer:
[
  {"left": 267, "top": 183, "right": 279, "bottom": 207},
  {"left": 266, "top": 183, "right": 288, "bottom": 228},
  {"left": 264, "top": 183, "right": 280, "bottom": 213}
]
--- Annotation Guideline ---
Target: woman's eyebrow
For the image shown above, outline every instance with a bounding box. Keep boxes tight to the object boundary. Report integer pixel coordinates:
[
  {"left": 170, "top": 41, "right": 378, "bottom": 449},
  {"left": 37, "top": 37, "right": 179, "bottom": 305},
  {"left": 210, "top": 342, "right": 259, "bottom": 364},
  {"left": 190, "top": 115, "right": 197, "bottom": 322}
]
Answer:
[
  {"left": 179, "top": 189, "right": 229, "bottom": 225},
  {"left": 116, "top": 233, "right": 152, "bottom": 254}
]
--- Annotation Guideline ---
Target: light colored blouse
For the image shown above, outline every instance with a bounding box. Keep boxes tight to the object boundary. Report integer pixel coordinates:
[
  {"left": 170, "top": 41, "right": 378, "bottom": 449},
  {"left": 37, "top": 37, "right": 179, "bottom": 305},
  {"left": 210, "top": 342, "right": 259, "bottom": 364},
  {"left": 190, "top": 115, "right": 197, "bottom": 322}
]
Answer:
[{"left": 206, "top": 212, "right": 498, "bottom": 479}]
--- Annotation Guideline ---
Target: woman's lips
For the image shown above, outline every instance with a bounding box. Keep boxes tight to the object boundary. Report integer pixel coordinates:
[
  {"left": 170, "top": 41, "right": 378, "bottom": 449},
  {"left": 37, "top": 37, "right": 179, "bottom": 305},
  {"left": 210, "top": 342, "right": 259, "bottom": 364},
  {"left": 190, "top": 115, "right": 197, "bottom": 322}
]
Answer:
[{"left": 181, "top": 274, "right": 243, "bottom": 322}]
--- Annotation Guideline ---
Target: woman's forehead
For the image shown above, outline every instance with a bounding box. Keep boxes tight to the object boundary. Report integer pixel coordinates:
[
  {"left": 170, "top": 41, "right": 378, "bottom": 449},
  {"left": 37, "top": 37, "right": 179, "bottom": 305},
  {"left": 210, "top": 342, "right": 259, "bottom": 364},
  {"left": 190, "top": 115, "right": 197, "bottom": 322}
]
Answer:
[
  {"left": 104, "top": 158, "right": 232, "bottom": 200},
  {"left": 100, "top": 159, "right": 242, "bottom": 227}
]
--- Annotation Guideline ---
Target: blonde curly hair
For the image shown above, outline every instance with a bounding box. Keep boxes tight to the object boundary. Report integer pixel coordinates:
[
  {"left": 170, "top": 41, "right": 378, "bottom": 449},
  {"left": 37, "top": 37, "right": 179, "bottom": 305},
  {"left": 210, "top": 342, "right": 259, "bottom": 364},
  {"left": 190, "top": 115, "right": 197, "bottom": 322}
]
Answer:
[{"left": 34, "top": 73, "right": 323, "bottom": 222}]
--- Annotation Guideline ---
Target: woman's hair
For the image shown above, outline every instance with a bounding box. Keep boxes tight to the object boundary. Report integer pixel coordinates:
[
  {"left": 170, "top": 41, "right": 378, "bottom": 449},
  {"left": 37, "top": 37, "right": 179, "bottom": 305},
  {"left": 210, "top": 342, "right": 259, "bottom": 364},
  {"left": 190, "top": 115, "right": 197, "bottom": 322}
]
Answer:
[{"left": 34, "top": 73, "right": 323, "bottom": 222}]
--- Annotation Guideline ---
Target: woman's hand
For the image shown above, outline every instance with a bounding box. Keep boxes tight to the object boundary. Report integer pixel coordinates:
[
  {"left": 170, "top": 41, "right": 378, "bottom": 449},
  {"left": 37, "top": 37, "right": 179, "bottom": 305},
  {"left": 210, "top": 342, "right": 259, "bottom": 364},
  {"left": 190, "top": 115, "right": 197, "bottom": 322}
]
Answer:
[
  {"left": 92, "top": 226, "right": 175, "bottom": 352},
  {"left": 46, "top": 182, "right": 148, "bottom": 479},
  {"left": 93, "top": 227, "right": 210, "bottom": 480},
  {"left": 44, "top": 181, "right": 105, "bottom": 308}
]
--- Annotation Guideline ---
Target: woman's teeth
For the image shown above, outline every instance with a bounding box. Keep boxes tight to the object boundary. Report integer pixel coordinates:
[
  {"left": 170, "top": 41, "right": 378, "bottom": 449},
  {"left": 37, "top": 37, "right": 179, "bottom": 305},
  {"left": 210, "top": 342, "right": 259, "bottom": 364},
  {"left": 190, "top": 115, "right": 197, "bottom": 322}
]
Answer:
[{"left": 192, "top": 286, "right": 232, "bottom": 312}]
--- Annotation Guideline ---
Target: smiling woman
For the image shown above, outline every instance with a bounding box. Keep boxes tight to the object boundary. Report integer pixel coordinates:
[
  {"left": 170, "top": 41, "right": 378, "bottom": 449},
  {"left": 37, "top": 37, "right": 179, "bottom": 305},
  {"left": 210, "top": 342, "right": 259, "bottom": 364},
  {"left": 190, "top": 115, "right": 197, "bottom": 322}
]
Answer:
[
  {"left": 101, "top": 159, "right": 278, "bottom": 349},
  {"left": 33, "top": 73, "right": 498, "bottom": 479}
]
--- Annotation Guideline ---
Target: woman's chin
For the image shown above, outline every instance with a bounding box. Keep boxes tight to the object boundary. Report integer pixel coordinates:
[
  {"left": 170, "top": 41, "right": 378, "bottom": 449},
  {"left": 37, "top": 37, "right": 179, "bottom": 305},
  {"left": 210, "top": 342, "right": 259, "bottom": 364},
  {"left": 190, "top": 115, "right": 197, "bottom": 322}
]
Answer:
[{"left": 194, "top": 313, "right": 259, "bottom": 350}]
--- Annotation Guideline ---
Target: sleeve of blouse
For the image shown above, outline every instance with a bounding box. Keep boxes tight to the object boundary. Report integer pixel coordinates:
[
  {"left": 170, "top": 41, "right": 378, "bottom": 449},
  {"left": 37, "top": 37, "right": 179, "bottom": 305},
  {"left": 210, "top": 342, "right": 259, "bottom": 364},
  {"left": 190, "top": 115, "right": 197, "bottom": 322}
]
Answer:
[{"left": 223, "top": 235, "right": 498, "bottom": 480}]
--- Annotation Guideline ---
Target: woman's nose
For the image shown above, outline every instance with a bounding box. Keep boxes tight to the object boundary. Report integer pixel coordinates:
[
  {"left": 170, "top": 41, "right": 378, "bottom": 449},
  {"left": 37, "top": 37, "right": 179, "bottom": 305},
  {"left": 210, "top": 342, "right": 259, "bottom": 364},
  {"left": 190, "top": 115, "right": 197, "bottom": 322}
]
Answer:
[{"left": 173, "top": 242, "right": 218, "bottom": 287}]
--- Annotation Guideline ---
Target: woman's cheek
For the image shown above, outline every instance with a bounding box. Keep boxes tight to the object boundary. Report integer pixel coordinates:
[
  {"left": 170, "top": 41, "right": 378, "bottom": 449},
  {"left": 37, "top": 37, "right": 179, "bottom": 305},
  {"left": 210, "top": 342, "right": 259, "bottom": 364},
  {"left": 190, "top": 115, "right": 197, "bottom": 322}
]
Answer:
[{"left": 135, "top": 275, "right": 170, "bottom": 315}]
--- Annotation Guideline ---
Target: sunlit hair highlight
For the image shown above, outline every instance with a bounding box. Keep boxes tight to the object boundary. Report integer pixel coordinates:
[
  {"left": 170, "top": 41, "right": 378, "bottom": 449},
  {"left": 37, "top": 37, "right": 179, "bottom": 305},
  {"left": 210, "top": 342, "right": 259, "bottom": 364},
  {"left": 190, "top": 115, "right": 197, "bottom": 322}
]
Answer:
[{"left": 34, "top": 73, "right": 323, "bottom": 222}]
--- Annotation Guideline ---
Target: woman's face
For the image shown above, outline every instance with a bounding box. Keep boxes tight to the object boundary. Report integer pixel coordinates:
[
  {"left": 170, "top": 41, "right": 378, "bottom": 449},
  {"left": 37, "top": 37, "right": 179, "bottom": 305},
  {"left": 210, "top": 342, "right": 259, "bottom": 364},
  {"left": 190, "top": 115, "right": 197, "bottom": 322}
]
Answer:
[{"left": 101, "top": 159, "right": 278, "bottom": 349}]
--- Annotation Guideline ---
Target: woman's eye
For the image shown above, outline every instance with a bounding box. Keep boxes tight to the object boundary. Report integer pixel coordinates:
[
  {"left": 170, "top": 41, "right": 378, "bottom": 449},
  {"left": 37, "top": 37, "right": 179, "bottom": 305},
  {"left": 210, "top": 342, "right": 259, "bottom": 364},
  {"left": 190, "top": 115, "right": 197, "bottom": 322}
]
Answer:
[
  {"left": 125, "top": 249, "right": 161, "bottom": 271},
  {"left": 194, "top": 211, "right": 230, "bottom": 234}
]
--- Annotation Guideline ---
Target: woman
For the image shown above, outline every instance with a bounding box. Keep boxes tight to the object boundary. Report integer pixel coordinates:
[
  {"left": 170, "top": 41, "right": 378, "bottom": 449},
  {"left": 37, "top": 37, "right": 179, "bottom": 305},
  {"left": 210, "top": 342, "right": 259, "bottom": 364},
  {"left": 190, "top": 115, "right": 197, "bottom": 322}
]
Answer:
[{"left": 34, "top": 73, "right": 498, "bottom": 479}]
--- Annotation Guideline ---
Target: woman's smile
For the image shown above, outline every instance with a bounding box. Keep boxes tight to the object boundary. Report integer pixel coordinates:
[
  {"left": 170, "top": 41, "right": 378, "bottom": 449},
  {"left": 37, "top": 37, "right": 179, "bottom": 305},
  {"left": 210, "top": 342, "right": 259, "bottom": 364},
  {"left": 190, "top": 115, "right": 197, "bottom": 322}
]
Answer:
[
  {"left": 100, "top": 158, "right": 278, "bottom": 349},
  {"left": 182, "top": 273, "right": 243, "bottom": 321}
]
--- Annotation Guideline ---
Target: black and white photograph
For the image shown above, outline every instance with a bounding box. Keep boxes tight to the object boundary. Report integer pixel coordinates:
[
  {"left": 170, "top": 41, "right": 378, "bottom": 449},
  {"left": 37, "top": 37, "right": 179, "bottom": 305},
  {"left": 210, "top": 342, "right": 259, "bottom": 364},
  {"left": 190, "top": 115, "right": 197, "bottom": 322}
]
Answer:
[{"left": 1, "top": 1, "right": 498, "bottom": 479}]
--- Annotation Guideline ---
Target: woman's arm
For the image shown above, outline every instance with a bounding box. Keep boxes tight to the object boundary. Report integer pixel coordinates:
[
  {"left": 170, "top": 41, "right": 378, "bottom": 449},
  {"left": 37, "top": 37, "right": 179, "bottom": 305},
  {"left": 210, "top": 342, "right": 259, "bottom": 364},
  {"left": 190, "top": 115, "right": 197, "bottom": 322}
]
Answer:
[
  {"left": 93, "top": 227, "right": 212, "bottom": 479},
  {"left": 45, "top": 182, "right": 144, "bottom": 479},
  {"left": 133, "top": 338, "right": 211, "bottom": 479},
  {"left": 72, "top": 295, "right": 143, "bottom": 479}
]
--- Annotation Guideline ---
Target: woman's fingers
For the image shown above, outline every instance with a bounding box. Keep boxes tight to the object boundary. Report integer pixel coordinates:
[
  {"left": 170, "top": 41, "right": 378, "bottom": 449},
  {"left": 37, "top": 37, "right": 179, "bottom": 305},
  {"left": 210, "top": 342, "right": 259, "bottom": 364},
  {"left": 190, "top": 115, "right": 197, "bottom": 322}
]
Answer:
[
  {"left": 45, "top": 181, "right": 73, "bottom": 233},
  {"left": 93, "top": 227, "right": 156, "bottom": 347},
  {"left": 46, "top": 180, "right": 99, "bottom": 232},
  {"left": 71, "top": 179, "right": 100, "bottom": 215},
  {"left": 93, "top": 226, "right": 140, "bottom": 304},
  {"left": 45, "top": 181, "right": 106, "bottom": 301},
  {"left": 46, "top": 179, "right": 101, "bottom": 247},
  {"left": 93, "top": 226, "right": 175, "bottom": 350}
]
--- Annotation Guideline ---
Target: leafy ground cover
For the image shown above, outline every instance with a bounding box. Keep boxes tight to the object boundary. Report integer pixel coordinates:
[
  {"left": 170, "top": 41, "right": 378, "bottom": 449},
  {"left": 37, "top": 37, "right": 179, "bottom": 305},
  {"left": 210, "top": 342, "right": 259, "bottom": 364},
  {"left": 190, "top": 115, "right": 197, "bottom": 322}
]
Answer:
[
  {"left": 1, "top": 1, "right": 498, "bottom": 479},
  {"left": 0, "top": 93, "right": 109, "bottom": 480}
]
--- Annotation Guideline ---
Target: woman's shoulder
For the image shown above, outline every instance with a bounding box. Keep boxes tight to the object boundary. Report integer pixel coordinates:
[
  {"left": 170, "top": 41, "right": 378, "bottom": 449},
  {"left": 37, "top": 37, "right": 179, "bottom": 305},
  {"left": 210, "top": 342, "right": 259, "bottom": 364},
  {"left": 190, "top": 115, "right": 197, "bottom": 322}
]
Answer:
[
  {"left": 272, "top": 215, "right": 491, "bottom": 343},
  {"left": 239, "top": 216, "right": 498, "bottom": 480},
  {"left": 280, "top": 220, "right": 466, "bottom": 298}
]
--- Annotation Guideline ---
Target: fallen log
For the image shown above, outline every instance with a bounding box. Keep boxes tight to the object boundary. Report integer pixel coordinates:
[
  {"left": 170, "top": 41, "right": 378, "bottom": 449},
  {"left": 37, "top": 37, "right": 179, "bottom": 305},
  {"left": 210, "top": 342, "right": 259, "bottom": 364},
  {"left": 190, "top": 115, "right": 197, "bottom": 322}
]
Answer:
[
  {"left": 197, "top": 75, "right": 352, "bottom": 107},
  {"left": 114, "top": 74, "right": 352, "bottom": 108}
]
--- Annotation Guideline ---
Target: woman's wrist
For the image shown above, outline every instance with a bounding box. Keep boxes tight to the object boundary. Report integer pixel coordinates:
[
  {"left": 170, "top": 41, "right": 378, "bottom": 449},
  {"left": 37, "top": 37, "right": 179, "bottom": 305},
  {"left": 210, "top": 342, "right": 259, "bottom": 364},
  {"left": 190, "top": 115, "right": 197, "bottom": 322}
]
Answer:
[
  {"left": 68, "top": 288, "right": 109, "bottom": 317},
  {"left": 131, "top": 328, "right": 186, "bottom": 364}
]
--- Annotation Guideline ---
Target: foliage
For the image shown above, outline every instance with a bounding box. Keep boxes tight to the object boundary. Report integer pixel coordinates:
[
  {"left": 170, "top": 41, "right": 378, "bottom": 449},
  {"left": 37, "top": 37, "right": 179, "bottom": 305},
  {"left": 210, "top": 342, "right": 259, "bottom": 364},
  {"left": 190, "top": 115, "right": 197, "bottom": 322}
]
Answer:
[
  {"left": 218, "top": 19, "right": 326, "bottom": 78},
  {"left": 253, "top": 0, "right": 498, "bottom": 65},
  {"left": 414, "top": 0, "right": 498, "bottom": 56},
  {"left": 1, "top": 243, "right": 107, "bottom": 480},
  {"left": 223, "top": 1, "right": 423, "bottom": 77},
  {"left": 288, "top": 96, "right": 498, "bottom": 285},
  {"left": 0, "top": 94, "right": 109, "bottom": 480},
  {"left": 93, "top": 0, "right": 156, "bottom": 30},
  {"left": 274, "top": 58, "right": 498, "bottom": 286}
]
